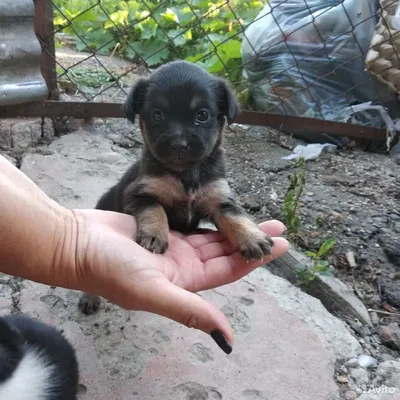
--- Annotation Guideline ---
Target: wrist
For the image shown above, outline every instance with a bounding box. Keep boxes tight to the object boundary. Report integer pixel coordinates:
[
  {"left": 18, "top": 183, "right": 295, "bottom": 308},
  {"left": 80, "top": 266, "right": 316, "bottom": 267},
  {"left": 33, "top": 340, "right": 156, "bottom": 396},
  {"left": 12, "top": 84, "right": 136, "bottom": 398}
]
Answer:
[{"left": 46, "top": 207, "right": 82, "bottom": 291}]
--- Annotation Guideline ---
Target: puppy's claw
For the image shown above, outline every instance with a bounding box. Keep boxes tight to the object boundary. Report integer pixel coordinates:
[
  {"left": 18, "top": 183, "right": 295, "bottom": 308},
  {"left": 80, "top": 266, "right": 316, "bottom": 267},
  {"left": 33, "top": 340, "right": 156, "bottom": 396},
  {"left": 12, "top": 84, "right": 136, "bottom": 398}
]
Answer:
[
  {"left": 136, "top": 230, "right": 169, "bottom": 254},
  {"left": 239, "top": 232, "right": 274, "bottom": 262}
]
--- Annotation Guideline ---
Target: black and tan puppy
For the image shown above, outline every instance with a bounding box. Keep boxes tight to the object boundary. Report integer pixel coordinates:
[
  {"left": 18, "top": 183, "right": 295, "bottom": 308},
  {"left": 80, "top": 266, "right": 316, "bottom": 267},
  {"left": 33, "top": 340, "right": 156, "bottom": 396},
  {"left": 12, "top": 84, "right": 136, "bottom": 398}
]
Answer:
[{"left": 79, "top": 60, "right": 273, "bottom": 315}]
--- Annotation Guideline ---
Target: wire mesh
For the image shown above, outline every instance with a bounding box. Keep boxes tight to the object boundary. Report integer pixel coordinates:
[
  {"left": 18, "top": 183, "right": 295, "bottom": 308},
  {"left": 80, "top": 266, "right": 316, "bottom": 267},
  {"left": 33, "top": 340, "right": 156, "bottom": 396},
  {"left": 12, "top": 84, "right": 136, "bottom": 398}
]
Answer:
[{"left": 41, "top": 0, "right": 400, "bottom": 135}]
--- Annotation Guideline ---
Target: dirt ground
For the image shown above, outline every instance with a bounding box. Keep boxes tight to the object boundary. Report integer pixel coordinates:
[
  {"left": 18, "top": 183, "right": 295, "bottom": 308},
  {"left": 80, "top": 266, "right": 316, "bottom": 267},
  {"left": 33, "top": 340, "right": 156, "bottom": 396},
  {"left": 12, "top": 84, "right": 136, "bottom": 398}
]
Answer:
[{"left": 223, "top": 124, "right": 400, "bottom": 313}]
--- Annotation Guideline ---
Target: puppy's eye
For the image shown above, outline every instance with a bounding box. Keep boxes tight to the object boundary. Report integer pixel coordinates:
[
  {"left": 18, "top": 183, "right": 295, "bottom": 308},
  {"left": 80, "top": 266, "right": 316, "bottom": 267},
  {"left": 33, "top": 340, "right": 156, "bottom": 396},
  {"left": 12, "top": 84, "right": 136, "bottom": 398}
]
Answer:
[
  {"left": 152, "top": 110, "right": 164, "bottom": 122},
  {"left": 196, "top": 109, "right": 209, "bottom": 123}
]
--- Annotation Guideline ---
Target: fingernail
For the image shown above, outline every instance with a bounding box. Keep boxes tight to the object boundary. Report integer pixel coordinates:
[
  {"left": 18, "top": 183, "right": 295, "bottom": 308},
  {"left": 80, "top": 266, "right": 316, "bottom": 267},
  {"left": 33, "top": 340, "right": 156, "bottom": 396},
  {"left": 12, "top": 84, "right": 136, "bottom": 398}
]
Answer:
[{"left": 211, "top": 330, "right": 232, "bottom": 354}]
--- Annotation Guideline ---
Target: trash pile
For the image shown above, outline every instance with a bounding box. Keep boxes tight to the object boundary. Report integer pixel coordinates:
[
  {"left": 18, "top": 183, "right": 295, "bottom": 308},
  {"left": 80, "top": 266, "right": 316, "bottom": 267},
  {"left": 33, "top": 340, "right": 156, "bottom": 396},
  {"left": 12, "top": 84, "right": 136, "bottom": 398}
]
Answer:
[{"left": 241, "top": 0, "right": 400, "bottom": 160}]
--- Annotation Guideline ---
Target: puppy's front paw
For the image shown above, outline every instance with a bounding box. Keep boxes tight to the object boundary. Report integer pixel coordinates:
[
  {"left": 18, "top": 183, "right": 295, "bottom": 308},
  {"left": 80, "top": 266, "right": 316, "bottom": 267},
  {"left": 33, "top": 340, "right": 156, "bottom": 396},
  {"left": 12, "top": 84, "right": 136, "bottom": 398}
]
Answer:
[
  {"left": 136, "top": 230, "right": 169, "bottom": 254},
  {"left": 236, "top": 227, "right": 274, "bottom": 261},
  {"left": 79, "top": 293, "right": 101, "bottom": 315}
]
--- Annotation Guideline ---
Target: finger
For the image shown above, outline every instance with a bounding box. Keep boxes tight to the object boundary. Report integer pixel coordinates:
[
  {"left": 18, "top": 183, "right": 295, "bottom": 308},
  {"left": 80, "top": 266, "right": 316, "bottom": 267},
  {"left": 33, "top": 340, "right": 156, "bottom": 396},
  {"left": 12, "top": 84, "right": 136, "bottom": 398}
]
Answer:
[
  {"left": 196, "top": 237, "right": 289, "bottom": 292},
  {"left": 258, "top": 220, "right": 286, "bottom": 236},
  {"left": 137, "top": 280, "right": 235, "bottom": 354},
  {"left": 196, "top": 239, "right": 236, "bottom": 263},
  {"left": 185, "top": 231, "right": 225, "bottom": 248},
  {"left": 196, "top": 220, "right": 287, "bottom": 262}
]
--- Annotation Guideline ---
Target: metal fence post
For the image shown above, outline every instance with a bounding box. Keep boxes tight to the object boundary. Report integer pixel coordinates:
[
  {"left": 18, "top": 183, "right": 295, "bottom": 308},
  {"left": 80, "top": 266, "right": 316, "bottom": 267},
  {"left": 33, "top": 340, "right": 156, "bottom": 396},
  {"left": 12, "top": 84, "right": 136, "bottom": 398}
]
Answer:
[{"left": 34, "top": 0, "right": 59, "bottom": 100}]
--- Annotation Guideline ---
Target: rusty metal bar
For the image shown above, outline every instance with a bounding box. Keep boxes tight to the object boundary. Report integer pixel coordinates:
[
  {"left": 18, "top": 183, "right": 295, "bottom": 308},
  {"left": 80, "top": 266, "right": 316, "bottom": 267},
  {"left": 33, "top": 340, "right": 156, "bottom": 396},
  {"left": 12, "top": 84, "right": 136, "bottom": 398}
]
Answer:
[
  {"left": 0, "top": 101, "right": 387, "bottom": 141},
  {"left": 33, "top": 0, "right": 58, "bottom": 100}
]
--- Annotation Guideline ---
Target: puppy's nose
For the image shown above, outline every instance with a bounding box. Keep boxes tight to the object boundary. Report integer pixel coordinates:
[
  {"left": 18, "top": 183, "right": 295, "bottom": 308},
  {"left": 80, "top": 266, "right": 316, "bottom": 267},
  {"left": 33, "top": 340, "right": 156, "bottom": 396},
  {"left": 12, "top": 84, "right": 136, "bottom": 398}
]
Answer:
[{"left": 171, "top": 139, "right": 189, "bottom": 152}]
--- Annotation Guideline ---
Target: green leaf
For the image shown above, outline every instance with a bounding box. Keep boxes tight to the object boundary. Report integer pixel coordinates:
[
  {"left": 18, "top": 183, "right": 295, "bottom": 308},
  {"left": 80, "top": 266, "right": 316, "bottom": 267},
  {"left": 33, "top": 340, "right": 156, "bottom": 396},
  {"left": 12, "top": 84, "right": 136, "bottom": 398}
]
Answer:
[
  {"left": 169, "top": 29, "right": 186, "bottom": 47},
  {"left": 161, "top": 8, "right": 179, "bottom": 23},
  {"left": 73, "top": 9, "right": 98, "bottom": 23},
  {"left": 185, "top": 29, "right": 193, "bottom": 41},
  {"left": 105, "top": 10, "right": 128, "bottom": 29},
  {"left": 140, "top": 19, "right": 158, "bottom": 40},
  {"left": 295, "top": 263, "right": 307, "bottom": 272},
  {"left": 317, "top": 238, "right": 336, "bottom": 257},
  {"left": 218, "top": 39, "right": 242, "bottom": 59},
  {"left": 305, "top": 251, "right": 317, "bottom": 258},
  {"left": 284, "top": 191, "right": 294, "bottom": 205},
  {"left": 146, "top": 47, "right": 170, "bottom": 66},
  {"left": 319, "top": 269, "right": 333, "bottom": 277},
  {"left": 130, "top": 36, "right": 170, "bottom": 66}
]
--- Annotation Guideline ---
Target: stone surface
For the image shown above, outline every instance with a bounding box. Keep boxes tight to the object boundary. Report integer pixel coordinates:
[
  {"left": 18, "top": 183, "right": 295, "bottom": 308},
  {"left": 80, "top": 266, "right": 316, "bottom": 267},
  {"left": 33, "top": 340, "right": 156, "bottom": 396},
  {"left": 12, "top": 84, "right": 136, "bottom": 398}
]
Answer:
[
  {"left": 357, "top": 394, "right": 400, "bottom": 400},
  {"left": 0, "top": 118, "right": 53, "bottom": 150},
  {"left": 1, "top": 152, "right": 17, "bottom": 166},
  {"left": 349, "top": 366, "right": 369, "bottom": 390},
  {"left": 379, "top": 324, "right": 400, "bottom": 351},
  {"left": 345, "top": 391, "right": 357, "bottom": 400},
  {"left": 21, "top": 130, "right": 137, "bottom": 209},
  {"left": 16, "top": 274, "right": 346, "bottom": 400},
  {"left": 4, "top": 129, "right": 367, "bottom": 399},
  {"left": 373, "top": 361, "right": 400, "bottom": 389},
  {"left": 267, "top": 245, "right": 372, "bottom": 325}
]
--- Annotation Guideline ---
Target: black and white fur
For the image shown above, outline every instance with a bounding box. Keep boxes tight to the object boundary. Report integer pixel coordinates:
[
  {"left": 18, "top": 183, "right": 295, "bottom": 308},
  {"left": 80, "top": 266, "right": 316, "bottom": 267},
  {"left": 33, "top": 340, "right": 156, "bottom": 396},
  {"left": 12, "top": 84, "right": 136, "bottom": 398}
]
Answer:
[{"left": 0, "top": 314, "right": 79, "bottom": 400}]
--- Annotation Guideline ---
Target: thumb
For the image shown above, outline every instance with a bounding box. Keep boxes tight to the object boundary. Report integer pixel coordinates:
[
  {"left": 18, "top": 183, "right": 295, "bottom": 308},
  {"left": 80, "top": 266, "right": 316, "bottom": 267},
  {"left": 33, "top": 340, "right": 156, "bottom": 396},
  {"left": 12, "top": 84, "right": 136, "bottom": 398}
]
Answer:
[{"left": 138, "top": 280, "right": 234, "bottom": 354}]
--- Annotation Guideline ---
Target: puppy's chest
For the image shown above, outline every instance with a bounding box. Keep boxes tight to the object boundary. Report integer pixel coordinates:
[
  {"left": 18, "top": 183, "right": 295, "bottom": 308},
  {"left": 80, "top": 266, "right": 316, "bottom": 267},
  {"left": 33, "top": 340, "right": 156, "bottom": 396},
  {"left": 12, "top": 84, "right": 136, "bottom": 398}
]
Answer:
[
  {"left": 143, "top": 174, "right": 225, "bottom": 230},
  {"left": 170, "top": 188, "right": 203, "bottom": 216},
  {"left": 157, "top": 180, "right": 210, "bottom": 230}
]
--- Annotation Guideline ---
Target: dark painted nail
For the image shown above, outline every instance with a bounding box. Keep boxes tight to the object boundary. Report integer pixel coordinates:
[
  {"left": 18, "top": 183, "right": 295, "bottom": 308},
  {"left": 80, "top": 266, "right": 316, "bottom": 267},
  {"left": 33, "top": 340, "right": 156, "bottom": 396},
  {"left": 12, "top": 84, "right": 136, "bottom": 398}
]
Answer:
[{"left": 211, "top": 330, "right": 232, "bottom": 354}]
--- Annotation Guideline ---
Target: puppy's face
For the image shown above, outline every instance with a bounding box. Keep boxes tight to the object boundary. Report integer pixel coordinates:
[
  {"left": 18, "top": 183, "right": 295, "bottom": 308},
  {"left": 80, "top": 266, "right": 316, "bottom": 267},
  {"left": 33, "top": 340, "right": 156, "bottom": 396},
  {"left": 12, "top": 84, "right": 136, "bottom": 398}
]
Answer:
[{"left": 123, "top": 61, "right": 239, "bottom": 170}]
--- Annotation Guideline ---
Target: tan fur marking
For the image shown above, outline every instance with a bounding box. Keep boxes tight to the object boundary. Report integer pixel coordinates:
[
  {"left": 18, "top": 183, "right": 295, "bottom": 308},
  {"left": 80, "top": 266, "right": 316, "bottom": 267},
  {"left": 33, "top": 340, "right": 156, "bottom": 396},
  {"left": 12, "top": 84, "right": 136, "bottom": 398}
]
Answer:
[
  {"left": 139, "top": 176, "right": 185, "bottom": 207},
  {"left": 140, "top": 119, "right": 150, "bottom": 147},
  {"left": 190, "top": 96, "right": 203, "bottom": 110},
  {"left": 215, "top": 214, "right": 262, "bottom": 249},
  {"left": 194, "top": 178, "right": 232, "bottom": 216},
  {"left": 138, "top": 206, "right": 169, "bottom": 236}
]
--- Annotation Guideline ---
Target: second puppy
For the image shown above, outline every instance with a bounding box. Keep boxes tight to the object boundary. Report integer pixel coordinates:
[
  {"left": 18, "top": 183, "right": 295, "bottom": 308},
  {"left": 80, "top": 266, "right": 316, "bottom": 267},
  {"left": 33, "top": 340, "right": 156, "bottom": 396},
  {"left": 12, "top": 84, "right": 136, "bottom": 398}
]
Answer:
[{"left": 79, "top": 60, "right": 273, "bottom": 315}]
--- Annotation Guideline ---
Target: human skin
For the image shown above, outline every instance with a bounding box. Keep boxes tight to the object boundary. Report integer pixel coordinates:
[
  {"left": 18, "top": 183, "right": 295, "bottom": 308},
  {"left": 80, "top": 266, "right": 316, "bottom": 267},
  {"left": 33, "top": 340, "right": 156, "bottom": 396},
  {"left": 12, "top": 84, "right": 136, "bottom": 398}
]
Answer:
[{"left": 0, "top": 155, "right": 288, "bottom": 351}]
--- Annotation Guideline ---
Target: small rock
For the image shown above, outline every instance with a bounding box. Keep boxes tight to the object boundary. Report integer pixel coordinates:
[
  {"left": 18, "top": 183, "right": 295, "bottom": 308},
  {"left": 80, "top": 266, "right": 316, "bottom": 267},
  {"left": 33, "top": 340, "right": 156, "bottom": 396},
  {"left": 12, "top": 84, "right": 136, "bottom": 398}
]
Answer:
[
  {"left": 379, "top": 323, "right": 400, "bottom": 351},
  {"left": 346, "top": 251, "right": 357, "bottom": 268},
  {"left": 349, "top": 320, "right": 363, "bottom": 335},
  {"left": 370, "top": 311, "right": 380, "bottom": 326},
  {"left": 358, "top": 354, "right": 378, "bottom": 369},
  {"left": 380, "top": 353, "right": 396, "bottom": 362},
  {"left": 340, "top": 365, "right": 349, "bottom": 374},
  {"left": 362, "top": 326, "right": 373, "bottom": 337},
  {"left": 350, "top": 366, "right": 369, "bottom": 386},
  {"left": 336, "top": 375, "right": 349, "bottom": 384},
  {"left": 378, "top": 232, "right": 400, "bottom": 266},
  {"left": 381, "top": 276, "right": 400, "bottom": 308},
  {"left": 373, "top": 360, "right": 400, "bottom": 389},
  {"left": 345, "top": 390, "right": 357, "bottom": 400},
  {"left": 345, "top": 358, "right": 360, "bottom": 368},
  {"left": 390, "top": 214, "right": 400, "bottom": 222}
]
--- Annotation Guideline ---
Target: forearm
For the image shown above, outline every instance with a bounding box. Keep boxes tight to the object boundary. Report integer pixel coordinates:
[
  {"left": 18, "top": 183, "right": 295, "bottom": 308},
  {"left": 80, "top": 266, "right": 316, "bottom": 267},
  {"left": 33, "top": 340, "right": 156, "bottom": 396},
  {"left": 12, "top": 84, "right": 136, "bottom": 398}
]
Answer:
[{"left": 0, "top": 155, "right": 78, "bottom": 288}]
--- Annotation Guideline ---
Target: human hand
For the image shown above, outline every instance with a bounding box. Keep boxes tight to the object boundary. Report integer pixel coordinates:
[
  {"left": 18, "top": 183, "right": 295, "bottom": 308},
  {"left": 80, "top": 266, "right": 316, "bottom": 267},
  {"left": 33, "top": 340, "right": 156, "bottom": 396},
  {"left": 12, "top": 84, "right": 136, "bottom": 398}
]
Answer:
[{"left": 71, "top": 210, "right": 289, "bottom": 353}]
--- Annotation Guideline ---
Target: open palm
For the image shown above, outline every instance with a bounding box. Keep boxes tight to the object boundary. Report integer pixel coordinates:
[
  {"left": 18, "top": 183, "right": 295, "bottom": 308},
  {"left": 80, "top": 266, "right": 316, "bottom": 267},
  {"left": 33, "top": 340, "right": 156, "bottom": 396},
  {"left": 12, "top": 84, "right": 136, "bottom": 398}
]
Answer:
[{"left": 76, "top": 209, "right": 288, "bottom": 351}]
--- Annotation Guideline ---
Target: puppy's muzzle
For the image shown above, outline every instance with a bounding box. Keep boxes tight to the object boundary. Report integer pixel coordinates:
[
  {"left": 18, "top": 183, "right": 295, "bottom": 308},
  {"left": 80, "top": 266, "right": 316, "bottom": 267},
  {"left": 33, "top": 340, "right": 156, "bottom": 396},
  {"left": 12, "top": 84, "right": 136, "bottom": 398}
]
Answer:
[{"left": 170, "top": 138, "right": 189, "bottom": 160}]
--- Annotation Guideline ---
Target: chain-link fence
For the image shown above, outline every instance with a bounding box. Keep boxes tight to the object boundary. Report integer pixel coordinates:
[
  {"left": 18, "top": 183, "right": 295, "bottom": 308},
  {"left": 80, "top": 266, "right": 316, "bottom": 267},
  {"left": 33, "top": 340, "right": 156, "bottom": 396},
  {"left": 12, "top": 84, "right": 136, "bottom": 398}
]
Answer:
[{"left": 4, "top": 0, "right": 400, "bottom": 145}]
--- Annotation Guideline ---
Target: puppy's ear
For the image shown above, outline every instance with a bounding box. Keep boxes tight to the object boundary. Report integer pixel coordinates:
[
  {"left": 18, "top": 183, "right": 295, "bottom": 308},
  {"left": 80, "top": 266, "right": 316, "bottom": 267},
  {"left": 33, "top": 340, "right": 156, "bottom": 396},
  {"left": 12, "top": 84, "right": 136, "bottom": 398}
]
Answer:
[
  {"left": 123, "top": 78, "right": 149, "bottom": 123},
  {"left": 216, "top": 78, "right": 239, "bottom": 125}
]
